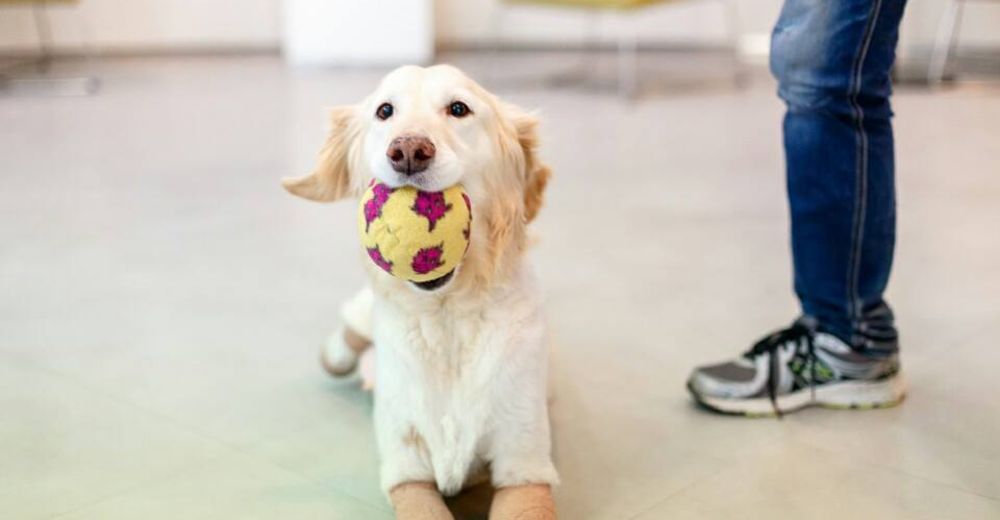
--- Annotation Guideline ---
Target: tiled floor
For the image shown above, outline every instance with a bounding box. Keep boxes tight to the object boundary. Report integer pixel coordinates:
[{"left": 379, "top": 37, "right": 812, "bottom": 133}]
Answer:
[{"left": 1, "top": 53, "right": 999, "bottom": 519}]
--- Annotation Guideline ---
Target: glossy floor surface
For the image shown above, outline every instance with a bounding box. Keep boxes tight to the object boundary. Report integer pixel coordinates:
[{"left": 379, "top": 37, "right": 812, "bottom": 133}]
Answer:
[{"left": 2, "top": 54, "right": 999, "bottom": 519}]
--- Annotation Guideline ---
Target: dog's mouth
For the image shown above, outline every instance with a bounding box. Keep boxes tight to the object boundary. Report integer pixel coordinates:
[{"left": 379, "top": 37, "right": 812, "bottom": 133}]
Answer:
[{"left": 411, "top": 270, "right": 454, "bottom": 291}]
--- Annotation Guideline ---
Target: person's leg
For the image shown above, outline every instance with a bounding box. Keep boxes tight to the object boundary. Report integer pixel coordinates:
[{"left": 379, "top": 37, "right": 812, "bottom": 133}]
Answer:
[
  {"left": 772, "top": 0, "right": 907, "bottom": 352},
  {"left": 686, "top": 0, "right": 908, "bottom": 416}
]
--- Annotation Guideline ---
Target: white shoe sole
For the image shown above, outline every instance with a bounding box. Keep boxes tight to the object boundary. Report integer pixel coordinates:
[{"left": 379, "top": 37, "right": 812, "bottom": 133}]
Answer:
[{"left": 691, "top": 374, "right": 906, "bottom": 417}]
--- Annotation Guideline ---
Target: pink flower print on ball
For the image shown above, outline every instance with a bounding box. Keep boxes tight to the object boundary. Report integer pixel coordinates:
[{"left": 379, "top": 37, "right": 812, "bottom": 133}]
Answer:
[
  {"left": 411, "top": 245, "right": 444, "bottom": 275},
  {"left": 367, "top": 246, "right": 393, "bottom": 274},
  {"left": 364, "top": 183, "right": 394, "bottom": 232},
  {"left": 411, "top": 191, "right": 452, "bottom": 232}
]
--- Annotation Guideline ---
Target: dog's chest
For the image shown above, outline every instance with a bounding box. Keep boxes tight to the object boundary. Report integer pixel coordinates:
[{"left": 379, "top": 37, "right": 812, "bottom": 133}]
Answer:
[
  {"left": 409, "top": 307, "right": 496, "bottom": 376},
  {"left": 373, "top": 276, "right": 543, "bottom": 492},
  {"left": 401, "top": 313, "right": 507, "bottom": 489}
]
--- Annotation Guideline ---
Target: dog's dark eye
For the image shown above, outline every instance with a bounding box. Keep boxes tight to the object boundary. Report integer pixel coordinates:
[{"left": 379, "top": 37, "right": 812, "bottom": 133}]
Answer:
[
  {"left": 448, "top": 101, "right": 471, "bottom": 118},
  {"left": 376, "top": 103, "right": 394, "bottom": 120}
]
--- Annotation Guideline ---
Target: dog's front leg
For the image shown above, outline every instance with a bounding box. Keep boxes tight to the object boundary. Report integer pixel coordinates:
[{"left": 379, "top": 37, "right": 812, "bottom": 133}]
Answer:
[
  {"left": 376, "top": 390, "right": 446, "bottom": 518},
  {"left": 490, "top": 484, "right": 556, "bottom": 520},
  {"left": 487, "top": 345, "right": 559, "bottom": 519},
  {"left": 488, "top": 434, "right": 559, "bottom": 520},
  {"left": 389, "top": 482, "right": 455, "bottom": 520},
  {"left": 320, "top": 286, "right": 373, "bottom": 376}
]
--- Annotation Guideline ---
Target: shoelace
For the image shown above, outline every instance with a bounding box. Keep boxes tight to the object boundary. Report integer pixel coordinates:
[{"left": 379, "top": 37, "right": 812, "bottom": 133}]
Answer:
[{"left": 744, "top": 323, "right": 816, "bottom": 417}]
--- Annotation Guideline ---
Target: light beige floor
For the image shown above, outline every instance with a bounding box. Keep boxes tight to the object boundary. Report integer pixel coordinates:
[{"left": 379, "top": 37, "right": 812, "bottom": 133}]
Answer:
[{"left": 1, "top": 53, "right": 999, "bottom": 520}]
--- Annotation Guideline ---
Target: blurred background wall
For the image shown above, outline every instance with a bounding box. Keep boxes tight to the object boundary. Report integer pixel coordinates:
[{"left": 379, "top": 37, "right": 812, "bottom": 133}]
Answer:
[
  {"left": 0, "top": 0, "right": 281, "bottom": 52},
  {"left": 0, "top": 0, "right": 998, "bottom": 66}
]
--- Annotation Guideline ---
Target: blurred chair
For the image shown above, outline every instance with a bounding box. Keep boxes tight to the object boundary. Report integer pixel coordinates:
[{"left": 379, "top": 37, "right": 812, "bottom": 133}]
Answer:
[
  {"left": 495, "top": 0, "right": 744, "bottom": 97},
  {"left": 928, "top": 0, "right": 999, "bottom": 85},
  {"left": 0, "top": 0, "right": 100, "bottom": 95}
]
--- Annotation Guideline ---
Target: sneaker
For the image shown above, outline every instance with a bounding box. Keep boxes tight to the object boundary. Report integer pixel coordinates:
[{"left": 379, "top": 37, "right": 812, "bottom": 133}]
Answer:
[{"left": 687, "top": 320, "right": 905, "bottom": 417}]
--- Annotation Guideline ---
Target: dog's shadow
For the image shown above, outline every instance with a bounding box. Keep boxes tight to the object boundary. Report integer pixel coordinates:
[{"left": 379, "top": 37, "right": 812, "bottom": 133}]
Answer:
[{"left": 444, "top": 481, "right": 495, "bottom": 520}]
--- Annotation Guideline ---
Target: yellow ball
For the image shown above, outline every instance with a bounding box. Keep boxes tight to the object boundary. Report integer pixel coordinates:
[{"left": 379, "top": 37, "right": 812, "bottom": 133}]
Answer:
[{"left": 358, "top": 182, "right": 471, "bottom": 282}]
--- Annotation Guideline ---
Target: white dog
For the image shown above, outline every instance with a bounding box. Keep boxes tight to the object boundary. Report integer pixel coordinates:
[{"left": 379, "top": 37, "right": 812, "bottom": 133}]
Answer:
[{"left": 283, "top": 65, "right": 557, "bottom": 519}]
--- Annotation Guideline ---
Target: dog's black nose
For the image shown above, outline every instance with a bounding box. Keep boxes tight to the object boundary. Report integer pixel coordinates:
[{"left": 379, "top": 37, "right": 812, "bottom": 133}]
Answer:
[{"left": 387, "top": 135, "right": 435, "bottom": 175}]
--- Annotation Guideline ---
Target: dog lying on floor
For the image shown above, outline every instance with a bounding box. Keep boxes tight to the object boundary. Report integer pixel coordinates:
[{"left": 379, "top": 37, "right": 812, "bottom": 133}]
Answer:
[{"left": 283, "top": 65, "right": 557, "bottom": 520}]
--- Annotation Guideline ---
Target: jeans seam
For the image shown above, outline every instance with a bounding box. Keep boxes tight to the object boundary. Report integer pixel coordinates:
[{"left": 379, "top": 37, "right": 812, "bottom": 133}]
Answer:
[{"left": 847, "top": 0, "right": 884, "bottom": 347}]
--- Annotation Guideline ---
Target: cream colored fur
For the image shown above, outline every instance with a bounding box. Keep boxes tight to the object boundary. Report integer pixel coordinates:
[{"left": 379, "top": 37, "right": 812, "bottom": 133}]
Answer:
[{"left": 283, "top": 65, "right": 557, "bottom": 501}]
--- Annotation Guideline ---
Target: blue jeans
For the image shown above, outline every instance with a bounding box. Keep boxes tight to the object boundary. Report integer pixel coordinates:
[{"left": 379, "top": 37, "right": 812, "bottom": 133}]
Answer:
[{"left": 770, "top": 0, "right": 907, "bottom": 351}]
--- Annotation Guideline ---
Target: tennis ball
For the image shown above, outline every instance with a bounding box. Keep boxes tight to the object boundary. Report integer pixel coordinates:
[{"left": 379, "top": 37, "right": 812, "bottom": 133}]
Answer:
[{"left": 358, "top": 182, "right": 471, "bottom": 283}]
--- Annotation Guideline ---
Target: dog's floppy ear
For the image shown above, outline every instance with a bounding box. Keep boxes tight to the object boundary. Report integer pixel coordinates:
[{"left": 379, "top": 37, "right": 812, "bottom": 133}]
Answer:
[
  {"left": 509, "top": 110, "right": 551, "bottom": 223},
  {"left": 282, "top": 105, "right": 362, "bottom": 202}
]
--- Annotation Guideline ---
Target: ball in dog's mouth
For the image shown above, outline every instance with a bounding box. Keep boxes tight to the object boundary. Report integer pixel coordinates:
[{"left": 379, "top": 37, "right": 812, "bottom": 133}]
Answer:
[
  {"left": 358, "top": 183, "right": 471, "bottom": 284},
  {"left": 411, "top": 269, "right": 454, "bottom": 291}
]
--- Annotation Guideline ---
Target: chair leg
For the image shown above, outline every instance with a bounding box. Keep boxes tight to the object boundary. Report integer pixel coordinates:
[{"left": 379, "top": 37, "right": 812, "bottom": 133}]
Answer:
[
  {"left": 549, "top": 9, "right": 600, "bottom": 86},
  {"left": 73, "top": 0, "right": 101, "bottom": 94},
  {"left": 488, "top": 1, "right": 507, "bottom": 85},
  {"left": 616, "top": 11, "right": 638, "bottom": 99},
  {"left": 928, "top": 0, "right": 965, "bottom": 86},
  {"left": 722, "top": 0, "right": 747, "bottom": 87},
  {"left": 32, "top": 0, "right": 53, "bottom": 74},
  {"left": 2, "top": 0, "right": 100, "bottom": 95}
]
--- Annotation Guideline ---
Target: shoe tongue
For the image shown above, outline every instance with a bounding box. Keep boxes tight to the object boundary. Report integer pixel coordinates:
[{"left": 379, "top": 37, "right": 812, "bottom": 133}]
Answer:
[{"left": 794, "top": 315, "right": 819, "bottom": 331}]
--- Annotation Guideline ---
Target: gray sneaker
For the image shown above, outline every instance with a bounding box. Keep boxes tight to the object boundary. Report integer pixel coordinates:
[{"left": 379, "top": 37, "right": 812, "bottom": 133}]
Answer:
[{"left": 687, "top": 320, "right": 905, "bottom": 417}]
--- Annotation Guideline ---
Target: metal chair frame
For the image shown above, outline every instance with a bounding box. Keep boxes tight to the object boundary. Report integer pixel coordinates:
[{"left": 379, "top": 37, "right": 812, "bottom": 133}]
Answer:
[
  {"left": 0, "top": 0, "right": 100, "bottom": 95},
  {"left": 927, "top": 0, "right": 999, "bottom": 85},
  {"left": 493, "top": 0, "right": 744, "bottom": 98}
]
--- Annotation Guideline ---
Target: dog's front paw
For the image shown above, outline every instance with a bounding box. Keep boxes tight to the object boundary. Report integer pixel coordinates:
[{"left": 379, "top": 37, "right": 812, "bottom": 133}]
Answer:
[
  {"left": 490, "top": 484, "right": 556, "bottom": 520},
  {"left": 319, "top": 325, "right": 371, "bottom": 377}
]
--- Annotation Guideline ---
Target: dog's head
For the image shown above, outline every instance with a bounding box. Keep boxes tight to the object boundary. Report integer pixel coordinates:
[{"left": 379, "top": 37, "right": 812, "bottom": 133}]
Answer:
[{"left": 283, "top": 65, "right": 550, "bottom": 291}]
